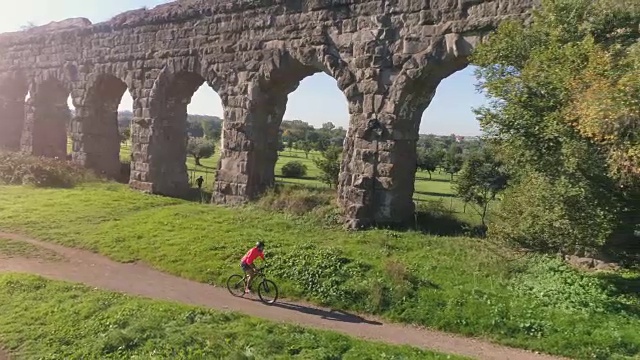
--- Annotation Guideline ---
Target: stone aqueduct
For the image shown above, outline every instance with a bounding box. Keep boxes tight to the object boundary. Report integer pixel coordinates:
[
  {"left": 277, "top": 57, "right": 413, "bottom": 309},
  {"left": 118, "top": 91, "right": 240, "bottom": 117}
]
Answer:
[{"left": 0, "top": 0, "right": 534, "bottom": 228}]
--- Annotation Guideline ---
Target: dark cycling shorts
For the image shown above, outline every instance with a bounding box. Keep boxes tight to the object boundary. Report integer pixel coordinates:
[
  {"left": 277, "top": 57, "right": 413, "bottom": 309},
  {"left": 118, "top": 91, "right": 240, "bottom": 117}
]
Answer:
[{"left": 240, "top": 261, "right": 252, "bottom": 272}]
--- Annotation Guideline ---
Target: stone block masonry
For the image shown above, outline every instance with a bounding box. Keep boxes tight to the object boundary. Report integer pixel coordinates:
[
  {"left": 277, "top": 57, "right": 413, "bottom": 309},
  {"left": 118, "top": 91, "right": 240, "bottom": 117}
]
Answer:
[{"left": 0, "top": 0, "right": 536, "bottom": 228}]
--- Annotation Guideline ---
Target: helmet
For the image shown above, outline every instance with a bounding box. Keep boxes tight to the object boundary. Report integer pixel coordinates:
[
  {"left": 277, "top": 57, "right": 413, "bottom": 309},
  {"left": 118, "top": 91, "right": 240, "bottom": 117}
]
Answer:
[{"left": 256, "top": 241, "right": 265, "bottom": 249}]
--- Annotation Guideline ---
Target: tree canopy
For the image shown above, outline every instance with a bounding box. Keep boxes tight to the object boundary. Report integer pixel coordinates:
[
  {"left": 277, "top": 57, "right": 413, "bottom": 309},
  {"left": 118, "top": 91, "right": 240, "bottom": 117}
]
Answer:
[{"left": 472, "top": 0, "right": 640, "bottom": 254}]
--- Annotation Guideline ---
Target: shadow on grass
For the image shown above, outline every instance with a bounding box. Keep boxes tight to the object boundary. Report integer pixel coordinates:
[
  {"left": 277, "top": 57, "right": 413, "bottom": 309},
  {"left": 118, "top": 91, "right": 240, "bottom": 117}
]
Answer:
[
  {"left": 415, "top": 191, "right": 457, "bottom": 198},
  {"left": 183, "top": 188, "right": 213, "bottom": 204},
  {"left": 275, "top": 175, "right": 321, "bottom": 182},
  {"left": 252, "top": 300, "right": 383, "bottom": 325},
  {"left": 597, "top": 272, "right": 640, "bottom": 317},
  {"left": 413, "top": 211, "right": 485, "bottom": 237},
  {"left": 415, "top": 177, "right": 452, "bottom": 183}
]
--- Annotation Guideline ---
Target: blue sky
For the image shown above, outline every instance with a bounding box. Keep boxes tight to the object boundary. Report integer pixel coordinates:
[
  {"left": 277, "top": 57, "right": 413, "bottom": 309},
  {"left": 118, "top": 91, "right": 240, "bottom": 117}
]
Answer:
[{"left": 3, "top": 0, "right": 487, "bottom": 136}]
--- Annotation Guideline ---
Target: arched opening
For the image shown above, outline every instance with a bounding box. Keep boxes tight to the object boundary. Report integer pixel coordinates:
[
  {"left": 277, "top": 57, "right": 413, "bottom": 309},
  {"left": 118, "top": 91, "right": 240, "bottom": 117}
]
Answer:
[
  {"left": 0, "top": 74, "right": 28, "bottom": 151},
  {"left": 73, "top": 75, "right": 133, "bottom": 180},
  {"left": 279, "top": 72, "right": 349, "bottom": 188},
  {"left": 413, "top": 65, "right": 486, "bottom": 215},
  {"left": 213, "top": 55, "right": 354, "bottom": 205},
  {"left": 27, "top": 79, "right": 70, "bottom": 159},
  {"left": 147, "top": 71, "right": 222, "bottom": 197},
  {"left": 184, "top": 85, "right": 224, "bottom": 194}
]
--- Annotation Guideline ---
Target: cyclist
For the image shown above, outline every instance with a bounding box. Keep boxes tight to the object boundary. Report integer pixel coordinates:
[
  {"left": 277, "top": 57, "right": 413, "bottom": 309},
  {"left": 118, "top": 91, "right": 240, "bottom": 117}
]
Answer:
[{"left": 240, "top": 241, "right": 265, "bottom": 294}]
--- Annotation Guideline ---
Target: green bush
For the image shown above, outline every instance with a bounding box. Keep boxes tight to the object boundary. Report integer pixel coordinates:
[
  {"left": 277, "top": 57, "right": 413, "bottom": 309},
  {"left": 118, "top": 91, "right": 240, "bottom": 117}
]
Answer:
[
  {"left": 269, "top": 244, "right": 368, "bottom": 306},
  {"left": 489, "top": 172, "right": 618, "bottom": 254},
  {"left": 257, "top": 185, "right": 334, "bottom": 216},
  {"left": 0, "top": 152, "right": 94, "bottom": 188},
  {"left": 281, "top": 161, "right": 308, "bottom": 178}
]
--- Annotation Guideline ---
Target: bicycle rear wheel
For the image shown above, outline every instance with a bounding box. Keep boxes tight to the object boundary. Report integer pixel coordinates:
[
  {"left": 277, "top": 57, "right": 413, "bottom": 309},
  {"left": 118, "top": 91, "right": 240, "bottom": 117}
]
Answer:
[
  {"left": 226, "top": 274, "right": 246, "bottom": 297},
  {"left": 257, "top": 279, "right": 279, "bottom": 304}
]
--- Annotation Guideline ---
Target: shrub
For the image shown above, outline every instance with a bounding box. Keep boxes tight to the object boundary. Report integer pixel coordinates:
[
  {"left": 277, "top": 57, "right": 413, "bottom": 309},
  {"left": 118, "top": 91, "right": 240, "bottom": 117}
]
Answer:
[
  {"left": 281, "top": 161, "right": 307, "bottom": 178},
  {"left": 489, "top": 172, "right": 619, "bottom": 255},
  {"left": 268, "top": 244, "right": 369, "bottom": 306},
  {"left": 257, "top": 185, "right": 334, "bottom": 216},
  {"left": 0, "top": 152, "right": 95, "bottom": 188}
]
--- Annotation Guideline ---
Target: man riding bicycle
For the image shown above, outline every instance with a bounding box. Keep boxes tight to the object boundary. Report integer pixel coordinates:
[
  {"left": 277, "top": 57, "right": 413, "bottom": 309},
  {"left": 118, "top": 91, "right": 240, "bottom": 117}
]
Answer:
[{"left": 240, "top": 241, "right": 265, "bottom": 294}]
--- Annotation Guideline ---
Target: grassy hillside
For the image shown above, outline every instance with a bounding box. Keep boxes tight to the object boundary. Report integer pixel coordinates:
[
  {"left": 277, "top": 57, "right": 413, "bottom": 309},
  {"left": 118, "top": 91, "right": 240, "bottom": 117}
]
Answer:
[
  {"left": 0, "top": 273, "right": 458, "bottom": 359},
  {"left": 0, "top": 183, "right": 638, "bottom": 359}
]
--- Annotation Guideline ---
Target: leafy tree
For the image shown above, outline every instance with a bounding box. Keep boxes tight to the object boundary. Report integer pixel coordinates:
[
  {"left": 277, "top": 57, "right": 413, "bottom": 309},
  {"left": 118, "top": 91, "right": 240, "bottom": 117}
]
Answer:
[
  {"left": 490, "top": 171, "right": 618, "bottom": 254},
  {"left": 567, "top": 41, "right": 640, "bottom": 185},
  {"left": 472, "top": 0, "right": 640, "bottom": 253},
  {"left": 120, "top": 128, "right": 131, "bottom": 145},
  {"left": 442, "top": 144, "right": 464, "bottom": 180},
  {"left": 287, "top": 139, "right": 295, "bottom": 155},
  {"left": 313, "top": 146, "right": 341, "bottom": 188},
  {"left": 299, "top": 140, "right": 313, "bottom": 159},
  {"left": 416, "top": 148, "right": 442, "bottom": 179},
  {"left": 201, "top": 120, "right": 221, "bottom": 141},
  {"left": 454, "top": 148, "right": 509, "bottom": 225},
  {"left": 187, "top": 137, "right": 215, "bottom": 166},
  {"left": 186, "top": 121, "right": 204, "bottom": 138}
]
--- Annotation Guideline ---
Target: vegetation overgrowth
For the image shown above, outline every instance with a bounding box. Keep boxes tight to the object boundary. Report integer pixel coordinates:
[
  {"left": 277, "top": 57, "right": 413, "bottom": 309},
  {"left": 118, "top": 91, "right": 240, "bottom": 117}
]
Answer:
[
  {"left": 0, "top": 273, "right": 459, "bottom": 359},
  {"left": 0, "top": 152, "right": 96, "bottom": 188},
  {"left": 0, "top": 183, "right": 638, "bottom": 359}
]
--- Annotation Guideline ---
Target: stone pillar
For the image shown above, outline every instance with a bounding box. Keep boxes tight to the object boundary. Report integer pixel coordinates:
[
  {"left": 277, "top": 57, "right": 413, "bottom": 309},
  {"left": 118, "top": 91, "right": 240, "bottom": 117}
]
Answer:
[
  {"left": 339, "top": 101, "right": 427, "bottom": 229},
  {"left": 213, "top": 85, "right": 288, "bottom": 204},
  {"left": 71, "top": 77, "right": 127, "bottom": 179},
  {"left": 21, "top": 82, "right": 69, "bottom": 159},
  {"left": 0, "top": 87, "right": 26, "bottom": 151},
  {"left": 338, "top": 63, "right": 463, "bottom": 229},
  {"left": 130, "top": 103, "right": 190, "bottom": 198},
  {"left": 130, "top": 72, "right": 203, "bottom": 198}
]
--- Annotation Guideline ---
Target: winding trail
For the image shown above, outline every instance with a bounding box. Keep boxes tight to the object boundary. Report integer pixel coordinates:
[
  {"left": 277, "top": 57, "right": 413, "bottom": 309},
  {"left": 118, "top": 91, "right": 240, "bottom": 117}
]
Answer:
[{"left": 0, "top": 232, "right": 567, "bottom": 360}]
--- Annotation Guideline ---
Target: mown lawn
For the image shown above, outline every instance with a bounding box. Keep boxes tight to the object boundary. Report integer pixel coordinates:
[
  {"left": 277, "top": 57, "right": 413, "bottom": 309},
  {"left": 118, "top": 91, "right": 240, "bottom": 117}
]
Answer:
[
  {"left": 0, "top": 183, "right": 638, "bottom": 359},
  {"left": 0, "top": 273, "right": 460, "bottom": 359}
]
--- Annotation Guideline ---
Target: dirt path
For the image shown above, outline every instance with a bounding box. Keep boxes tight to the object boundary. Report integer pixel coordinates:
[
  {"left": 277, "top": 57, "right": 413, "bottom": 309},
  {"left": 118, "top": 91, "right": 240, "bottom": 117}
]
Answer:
[{"left": 0, "top": 232, "right": 568, "bottom": 360}]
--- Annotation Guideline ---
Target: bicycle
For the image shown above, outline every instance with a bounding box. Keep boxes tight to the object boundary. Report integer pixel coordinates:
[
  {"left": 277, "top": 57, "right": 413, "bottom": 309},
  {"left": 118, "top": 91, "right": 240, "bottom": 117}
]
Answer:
[{"left": 226, "top": 265, "right": 279, "bottom": 304}]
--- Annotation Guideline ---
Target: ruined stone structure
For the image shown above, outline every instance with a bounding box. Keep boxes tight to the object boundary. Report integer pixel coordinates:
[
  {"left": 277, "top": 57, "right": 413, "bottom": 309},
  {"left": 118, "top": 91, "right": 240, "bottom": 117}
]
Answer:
[{"left": 0, "top": 0, "right": 535, "bottom": 228}]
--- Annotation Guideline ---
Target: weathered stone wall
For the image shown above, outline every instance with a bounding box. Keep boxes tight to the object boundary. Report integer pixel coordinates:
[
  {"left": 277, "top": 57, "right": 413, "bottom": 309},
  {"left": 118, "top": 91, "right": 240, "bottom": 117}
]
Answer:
[{"left": 0, "top": 0, "right": 536, "bottom": 227}]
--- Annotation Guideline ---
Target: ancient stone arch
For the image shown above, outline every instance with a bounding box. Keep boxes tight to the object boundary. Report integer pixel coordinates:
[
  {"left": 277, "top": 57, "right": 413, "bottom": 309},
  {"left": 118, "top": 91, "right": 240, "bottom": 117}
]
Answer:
[
  {"left": 0, "top": 0, "right": 536, "bottom": 228},
  {"left": 144, "top": 61, "right": 214, "bottom": 197},
  {"left": 72, "top": 73, "right": 131, "bottom": 179}
]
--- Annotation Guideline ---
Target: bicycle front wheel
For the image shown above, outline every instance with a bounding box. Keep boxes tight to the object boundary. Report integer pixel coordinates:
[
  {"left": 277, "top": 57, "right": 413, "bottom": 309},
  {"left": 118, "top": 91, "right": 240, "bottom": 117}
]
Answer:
[
  {"left": 226, "top": 274, "right": 246, "bottom": 297},
  {"left": 257, "top": 279, "right": 279, "bottom": 304}
]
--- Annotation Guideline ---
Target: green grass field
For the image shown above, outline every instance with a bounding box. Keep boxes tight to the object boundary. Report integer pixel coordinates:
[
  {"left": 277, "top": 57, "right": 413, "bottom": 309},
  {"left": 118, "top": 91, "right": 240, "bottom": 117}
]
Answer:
[
  {"left": 0, "top": 273, "right": 461, "bottom": 359},
  {"left": 0, "top": 183, "right": 638, "bottom": 359}
]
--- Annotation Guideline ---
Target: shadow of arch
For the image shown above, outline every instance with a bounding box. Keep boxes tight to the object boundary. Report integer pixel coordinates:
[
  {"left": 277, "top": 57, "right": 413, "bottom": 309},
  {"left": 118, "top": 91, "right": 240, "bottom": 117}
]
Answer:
[
  {"left": 73, "top": 74, "right": 131, "bottom": 180},
  {"left": 25, "top": 78, "right": 71, "bottom": 159},
  {"left": 0, "top": 72, "right": 28, "bottom": 151}
]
